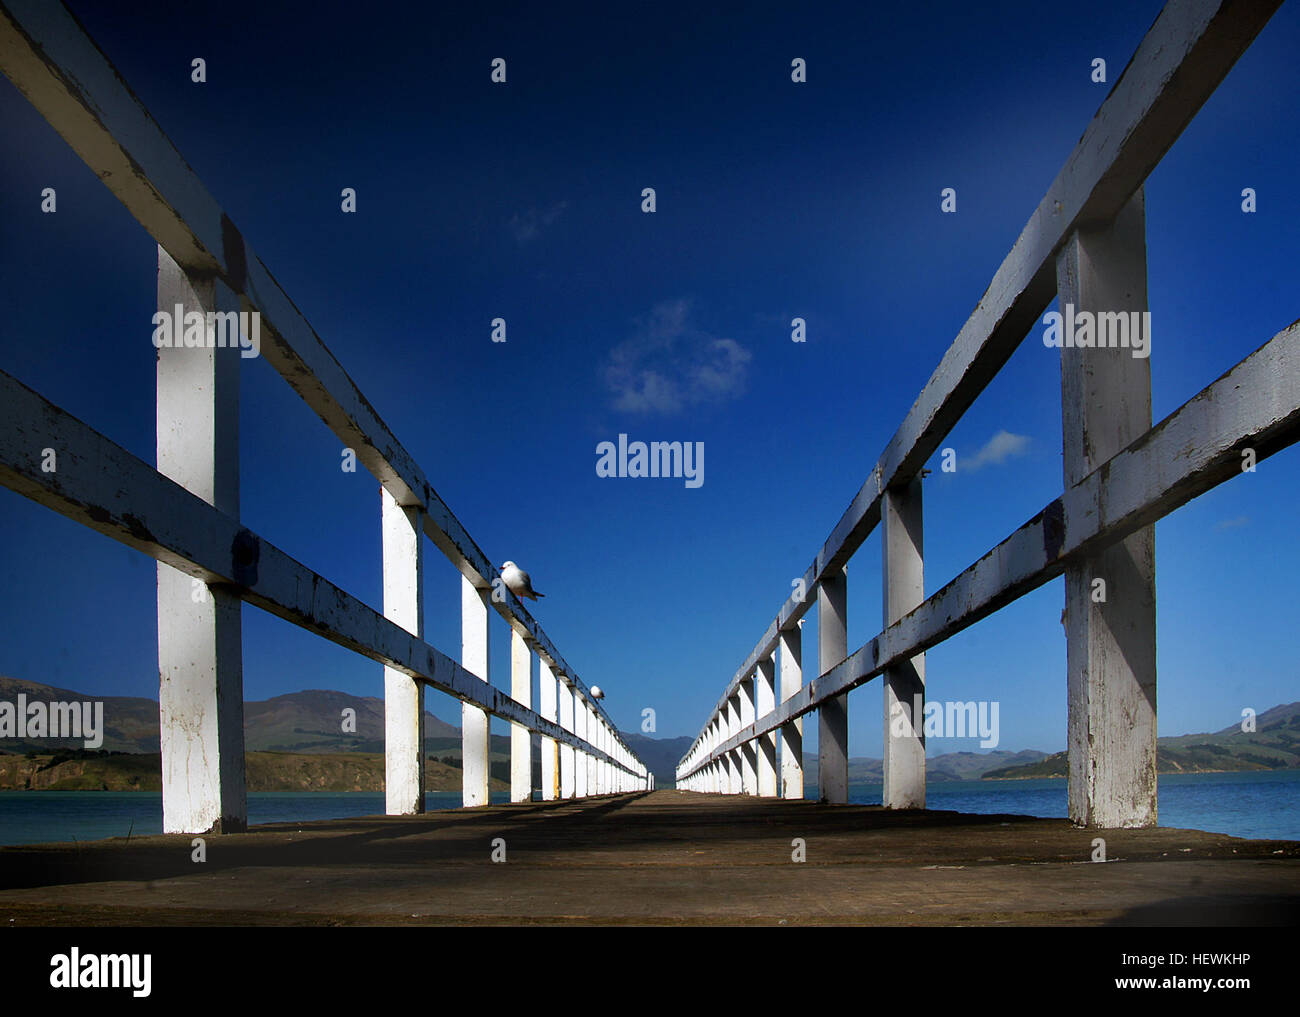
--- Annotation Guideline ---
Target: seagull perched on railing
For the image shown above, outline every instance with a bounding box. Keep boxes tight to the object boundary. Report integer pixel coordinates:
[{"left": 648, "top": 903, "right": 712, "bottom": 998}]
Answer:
[{"left": 501, "top": 561, "right": 544, "bottom": 600}]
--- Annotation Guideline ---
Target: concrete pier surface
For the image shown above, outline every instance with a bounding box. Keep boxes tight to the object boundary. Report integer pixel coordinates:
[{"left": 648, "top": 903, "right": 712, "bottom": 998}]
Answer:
[{"left": 1, "top": 790, "right": 1297, "bottom": 926}]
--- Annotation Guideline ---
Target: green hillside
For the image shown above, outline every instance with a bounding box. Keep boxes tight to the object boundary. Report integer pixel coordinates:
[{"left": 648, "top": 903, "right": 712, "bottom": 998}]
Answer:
[
  {"left": 0, "top": 676, "right": 460, "bottom": 755},
  {"left": 799, "top": 748, "right": 1048, "bottom": 785},
  {"left": 0, "top": 749, "right": 509, "bottom": 792},
  {"left": 984, "top": 702, "right": 1300, "bottom": 779}
]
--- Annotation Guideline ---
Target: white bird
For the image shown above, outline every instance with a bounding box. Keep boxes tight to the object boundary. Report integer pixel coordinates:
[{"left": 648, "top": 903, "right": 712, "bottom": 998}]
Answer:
[{"left": 501, "top": 561, "right": 544, "bottom": 600}]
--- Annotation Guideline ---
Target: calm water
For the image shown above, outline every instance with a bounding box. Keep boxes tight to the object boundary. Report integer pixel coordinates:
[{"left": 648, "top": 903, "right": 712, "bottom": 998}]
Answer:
[
  {"left": 1, "top": 773, "right": 1297, "bottom": 846},
  {"left": 0, "top": 790, "right": 510, "bottom": 847},
  {"left": 846, "top": 770, "right": 1300, "bottom": 841}
]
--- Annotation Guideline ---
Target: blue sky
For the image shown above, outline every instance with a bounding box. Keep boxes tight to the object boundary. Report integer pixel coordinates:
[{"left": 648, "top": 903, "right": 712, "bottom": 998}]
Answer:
[{"left": 1, "top": 0, "right": 1297, "bottom": 765}]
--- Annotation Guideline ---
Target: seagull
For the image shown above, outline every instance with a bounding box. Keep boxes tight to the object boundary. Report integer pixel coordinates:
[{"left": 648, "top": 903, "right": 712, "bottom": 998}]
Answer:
[{"left": 501, "top": 561, "right": 544, "bottom": 600}]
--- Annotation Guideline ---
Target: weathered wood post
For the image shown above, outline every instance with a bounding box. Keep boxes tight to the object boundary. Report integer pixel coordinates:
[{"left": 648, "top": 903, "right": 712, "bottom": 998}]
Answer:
[
  {"left": 818, "top": 567, "right": 849, "bottom": 803},
  {"left": 539, "top": 659, "right": 559, "bottom": 800},
  {"left": 600, "top": 715, "right": 608, "bottom": 793},
  {"left": 710, "top": 719, "right": 721, "bottom": 793},
  {"left": 602, "top": 723, "right": 612, "bottom": 795},
  {"left": 605, "top": 724, "right": 614, "bottom": 794},
  {"left": 882, "top": 476, "right": 925, "bottom": 808},
  {"left": 700, "top": 723, "right": 710, "bottom": 791},
  {"left": 574, "top": 691, "right": 588, "bottom": 797},
  {"left": 1056, "top": 188, "right": 1157, "bottom": 828},
  {"left": 156, "top": 246, "right": 246, "bottom": 834},
  {"left": 510, "top": 628, "right": 532, "bottom": 803},
  {"left": 461, "top": 575, "right": 491, "bottom": 806},
  {"left": 383, "top": 487, "right": 425, "bottom": 815},
  {"left": 585, "top": 703, "right": 598, "bottom": 795},
  {"left": 779, "top": 622, "right": 803, "bottom": 799},
  {"left": 739, "top": 674, "right": 758, "bottom": 795},
  {"left": 727, "top": 693, "right": 742, "bottom": 793},
  {"left": 558, "top": 679, "right": 576, "bottom": 798},
  {"left": 755, "top": 654, "right": 779, "bottom": 797}
]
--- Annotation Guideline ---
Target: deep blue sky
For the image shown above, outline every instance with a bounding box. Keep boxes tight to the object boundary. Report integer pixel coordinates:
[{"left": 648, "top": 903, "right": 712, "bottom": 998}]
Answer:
[{"left": 1, "top": 0, "right": 1297, "bottom": 762}]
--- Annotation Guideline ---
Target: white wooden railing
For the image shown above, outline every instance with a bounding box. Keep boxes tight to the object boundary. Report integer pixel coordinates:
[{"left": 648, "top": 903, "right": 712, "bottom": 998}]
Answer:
[
  {"left": 0, "top": 0, "right": 650, "bottom": 834},
  {"left": 675, "top": 0, "right": 1295, "bottom": 828}
]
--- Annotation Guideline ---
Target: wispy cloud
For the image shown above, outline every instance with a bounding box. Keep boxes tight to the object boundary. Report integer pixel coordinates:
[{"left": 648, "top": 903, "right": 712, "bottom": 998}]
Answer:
[
  {"left": 1216, "top": 516, "right": 1250, "bottom": 530},
  {"left": 509, "top": 201, "right": 568, "bottom": 244},
  {"left": 604, "top": 300, "right": 752, "bottom": 415},
  {"left": 964, "top": 430, "right": 1031, "bottom": 471}
]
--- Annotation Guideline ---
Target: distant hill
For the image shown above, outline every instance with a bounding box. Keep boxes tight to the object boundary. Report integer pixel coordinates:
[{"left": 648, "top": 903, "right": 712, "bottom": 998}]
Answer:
[
  {"left": 0, "top": 750, "right": 508, "bottom": 792},
  {"left": 0, "top": 676, "right": 459, "bottom": 755},
  {"left": 0, "top": 675, "right": 158, "bottom": 755},
  {"left": 242, "top": 689, "right": 459, "bottom": 752},
  {"left": 31, "top": 677, "right": 1292, "bottom": 790},
  {"left": 618, "top": 731, "right": 693, "bottom": 782},
  {"left": 985, "top": 702, "right": 1300, "bottom": 779},
  {"left": 799, "top": 748, "right": 1048, "bottom": 786}
]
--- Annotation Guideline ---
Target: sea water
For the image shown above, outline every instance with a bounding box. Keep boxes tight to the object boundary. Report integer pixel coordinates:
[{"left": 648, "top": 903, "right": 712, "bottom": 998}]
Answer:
[
  {"left": 0, "top": 790, "right": 510, "bottom": 847},
  {"left": 0, "top": 772, "right": 1296, "bottom": 847}
]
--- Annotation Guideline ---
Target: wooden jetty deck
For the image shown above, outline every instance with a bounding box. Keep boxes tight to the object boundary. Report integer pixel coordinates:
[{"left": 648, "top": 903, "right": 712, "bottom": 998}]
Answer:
[{"left": 2, "top": 791, "right": 1298, "bottom": 926}]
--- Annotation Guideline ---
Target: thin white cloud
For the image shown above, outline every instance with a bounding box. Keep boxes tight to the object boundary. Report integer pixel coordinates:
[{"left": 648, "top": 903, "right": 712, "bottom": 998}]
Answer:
[
  {"left": 605, "top": 300, "right": 752, "bottom": 415},
  {"left": 509, "top": 201, "right": 568, "bottom": 244},
  {"left": 964, "top": 430, "right": 1031, "bottom": 471},
  {"left": 1215, "top": 516, "right": 1250, "bottom": 530}
]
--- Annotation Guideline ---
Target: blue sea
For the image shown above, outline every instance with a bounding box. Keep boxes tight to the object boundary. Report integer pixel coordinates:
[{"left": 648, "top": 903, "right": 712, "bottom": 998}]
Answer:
[
  {"left": 0, "top": 790, "right": 510, "bottom": 847},
  {"left": 0, "top": 773, "right": 1297, "bottom": 847},
  {"left": 848, "top": 770, "right": 1300, "bottom": 840}
]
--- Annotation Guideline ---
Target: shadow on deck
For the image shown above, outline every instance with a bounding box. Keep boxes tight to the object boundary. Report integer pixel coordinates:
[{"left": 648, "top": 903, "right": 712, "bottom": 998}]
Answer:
[{"left": 1, "top": 790, "right": 1297, "bottom": 926}]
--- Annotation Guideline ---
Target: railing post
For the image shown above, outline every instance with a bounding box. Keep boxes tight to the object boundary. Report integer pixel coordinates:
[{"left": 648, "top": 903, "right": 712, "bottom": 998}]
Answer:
[
  {"left": 603, "top": 725, "right": 612, "bottom": 795},
  {"left": 586, "top": 703, "right": 598, "bottom": 796},
  {"left": 510, "top": 628, "right": 531, "bottom": 803},
  {"left": 818, "top": 567, "right": 849, "bottom": 804},
  {"left": 755, "top": 653, "right": 778, "bottom": 796},
  {"left": 882, "top": 477, "right": 926, "bottom": 808},
  {"left": 709, "top": 720, "right": 719, "bottom": 793},
  {"left": 461, "top": 575, "right": 491, "bottom": 807},
  {"left": 539, "top": 660, "right": 559, "bottom": 800},
  {"left": 155, "top": 246, "right": 246, "bottom": 834},
  {"left": 382, "top": 488, "right": 426, "bottom": 815},
  {"left": 574, "top": 692, "right": 588, "bottom": 798},
  {"left": 726, "top": 694, "right": 741, "bottom": 793},
  {"left": 607, "top": 727, "right": 614, "bottom": 794},
  {"left": 558, "top": 680, "right": 575, "bottom": 798},
  {"left": 779, "top": 623, "right": 803, "bottom": 799},
  {"left": 716, "top": 717, "right": 725, "bottom": 793},
  {"left": 604, "top": 735, "right": 611, "bottom": 795},
  {"left": 1056, "top": 188, "right": 1157, "bottom": 829},
  {"left": 702, "top": 724, "right": 711, "bottom": 792},
  {"left": 739, "top": 675, "right": 758, "bottom": 795}
]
